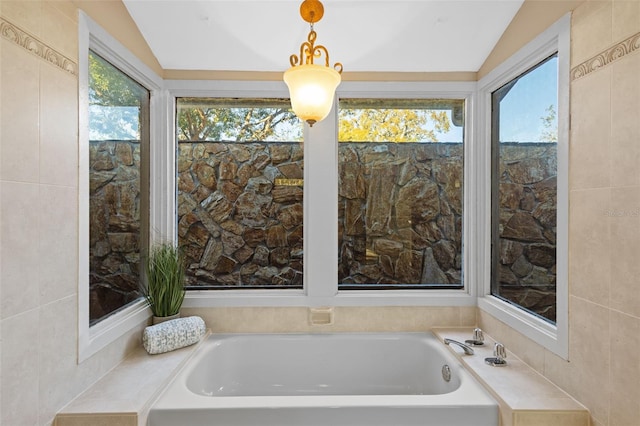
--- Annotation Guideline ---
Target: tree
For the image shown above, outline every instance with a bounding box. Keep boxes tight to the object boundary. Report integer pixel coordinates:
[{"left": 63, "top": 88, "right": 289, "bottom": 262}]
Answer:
[
  {"left": 539, "top": 104, "right": 558, "bottom": 142},
  {"left": 177, "top": 107, "right": 232, "bottom": 141},
  {"left": 338, "top": 108, "right": 451, "bottom": 142},
  {"left": 177, "top": 102, "right": 456, "bottom": 144},
  {"left": 177, "top": 105, "right": 301, "bottom": 142},
  {"left": 89, "top": 52, "right": 147, "bottom": 108},
  {"left": 89, "top": 52, "right": 148, "bottom": 140}
]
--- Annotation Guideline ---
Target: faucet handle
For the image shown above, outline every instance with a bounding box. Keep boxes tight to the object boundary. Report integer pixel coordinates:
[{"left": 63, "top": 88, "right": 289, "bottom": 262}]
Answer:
[
  {"left": 485, "top": 342, "right": 508, "bottom": 367},
  {"left": 494, "top": 343, "right": 507, "bottom": 362},
  {"left": 465, "top": 328, "right": 485, "bottom": 346}
]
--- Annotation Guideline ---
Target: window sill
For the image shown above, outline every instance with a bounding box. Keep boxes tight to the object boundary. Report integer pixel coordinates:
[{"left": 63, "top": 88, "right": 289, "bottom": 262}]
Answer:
[
  {"left": 477, "top": 295, "right": 567, "bottom": 359},
  {"left": 182, "top": 288, "right": 477, "bottom": 308},
  {"left": 78, "top": 299, "right": 151, "bottom": 363}
]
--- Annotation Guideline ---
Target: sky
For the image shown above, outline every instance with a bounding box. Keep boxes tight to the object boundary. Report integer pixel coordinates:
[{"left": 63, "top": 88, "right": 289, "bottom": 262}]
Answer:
[
  {"left": 433, "top": 110, "right": 463, "bottom": 143},
  {"left": 425, "top": 55, "right": 558, "bottom": 144},
  {"left": 498, "top": 55, "right": 558, "bottom": 143}
]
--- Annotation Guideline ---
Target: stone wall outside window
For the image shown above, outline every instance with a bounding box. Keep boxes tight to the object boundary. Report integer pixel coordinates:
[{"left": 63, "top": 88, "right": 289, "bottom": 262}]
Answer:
[
  {"left": 89, "top": 140, "right": 142, "bottom": 323},
  {"left": 88, "top": 139, "right": 556, "bottom": 319},
  {"left": 175, "top": 141, "right": 464, "bottom": 290}
]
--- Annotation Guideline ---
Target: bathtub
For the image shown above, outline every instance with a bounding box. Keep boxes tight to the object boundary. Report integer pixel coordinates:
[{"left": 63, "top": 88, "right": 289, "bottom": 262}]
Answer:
[{"left": 148, "top": 332, "right": 498, "bottom": 426}]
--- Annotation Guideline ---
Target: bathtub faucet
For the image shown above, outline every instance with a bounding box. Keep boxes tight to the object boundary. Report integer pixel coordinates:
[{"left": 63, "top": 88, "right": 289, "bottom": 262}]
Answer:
[{"left": 443, "top": 338, "right": 475, "bottom": 355}]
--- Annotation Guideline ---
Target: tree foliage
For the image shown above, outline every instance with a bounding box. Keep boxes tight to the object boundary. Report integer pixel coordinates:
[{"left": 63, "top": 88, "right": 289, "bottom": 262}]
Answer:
[
  {"left": 338, "top": 108, "right": 451, "bottom": 142},
  {"left": 539, "top": 104, "right": 558, "bottom": 142},
  {"left": 177, "top": 102, "right": 456, "bottom": 143},
  {"left": 177, "top": 106, "right": 301, "bottom": 142},
  {"left": 89, "top": 51, "right": 147, "bottom": 140},
  {"left": 89, "top": 52, "right": 146, "bottom": 107},
  {"left": 89, "top": 55, "right": 458, "bottom": 144},
  {"left": 94, "top": 55, "right": 483, "bottom": 144}
]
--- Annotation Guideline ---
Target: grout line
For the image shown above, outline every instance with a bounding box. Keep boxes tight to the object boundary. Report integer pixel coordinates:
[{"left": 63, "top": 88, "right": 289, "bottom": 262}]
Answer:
[
  {"left": 608, "top": 306, "right": 640, "bottom": 321},
  {"left": 569, "top": 293, "right": 610, "bottom": 310}
]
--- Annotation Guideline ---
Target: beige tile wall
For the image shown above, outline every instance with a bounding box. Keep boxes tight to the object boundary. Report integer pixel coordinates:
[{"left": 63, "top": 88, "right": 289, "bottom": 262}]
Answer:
[
  {"left": 0, "top": 2, "right": 149, "bottom": 425},
  {"left": 1, "top": 0, "right": 639, "bottom": 425},
  {"left": 479, "top": 2, "right": 640, "bottom": 425}
]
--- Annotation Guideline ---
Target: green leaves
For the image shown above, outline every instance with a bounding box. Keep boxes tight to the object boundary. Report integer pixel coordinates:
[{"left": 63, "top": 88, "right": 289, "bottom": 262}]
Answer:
[
  {"left": 539, "top": 104, "right": 558, "bottom": 142},
  {"left": 88, "top": 50, "right": 149, "bottom": 141},
  {"left": 176, "top": 99, "right": 302, "bottom": 142},
  {"left": 89, "top": 50, "right": 147, "bottom": 108},
  {"left": 143, "top": 244, "right": 186, "bottom": 317},
  {"left": 338, "top": 108, "right": 452, "bottom": 143}
]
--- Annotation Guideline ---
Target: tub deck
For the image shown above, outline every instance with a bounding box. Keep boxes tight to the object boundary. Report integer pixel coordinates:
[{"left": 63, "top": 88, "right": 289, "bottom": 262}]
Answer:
[{"left": 54, "top": 328, "right": 587, "bottom": 426}]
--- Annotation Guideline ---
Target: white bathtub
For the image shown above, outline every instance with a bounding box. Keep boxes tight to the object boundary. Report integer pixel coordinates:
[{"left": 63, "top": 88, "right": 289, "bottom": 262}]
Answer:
[{"left": 148, "top": 332, "right": 498, "bottom": 426}]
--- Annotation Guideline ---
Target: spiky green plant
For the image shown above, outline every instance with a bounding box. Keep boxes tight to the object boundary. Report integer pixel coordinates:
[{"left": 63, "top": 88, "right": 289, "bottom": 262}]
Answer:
[{"left": 143, "top": 244, "right": 186, "bottom": 318}]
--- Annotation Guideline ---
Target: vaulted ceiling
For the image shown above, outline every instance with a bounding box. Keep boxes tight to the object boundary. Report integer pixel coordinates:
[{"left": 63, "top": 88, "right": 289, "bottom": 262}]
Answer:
[{"left": 122, "top": 0, "right": 525, "bottom": 73}]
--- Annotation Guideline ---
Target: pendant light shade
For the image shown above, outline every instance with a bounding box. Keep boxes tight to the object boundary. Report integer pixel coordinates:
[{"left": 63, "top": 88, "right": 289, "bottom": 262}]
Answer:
[{"left": 284, "top": 64, "right": 341, "bottom": 127}]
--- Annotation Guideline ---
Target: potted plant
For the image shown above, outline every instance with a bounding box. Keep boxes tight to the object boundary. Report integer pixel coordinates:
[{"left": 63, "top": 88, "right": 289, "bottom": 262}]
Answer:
[{"left": 143, "top": 243, "right": 186, "bottom": 324}]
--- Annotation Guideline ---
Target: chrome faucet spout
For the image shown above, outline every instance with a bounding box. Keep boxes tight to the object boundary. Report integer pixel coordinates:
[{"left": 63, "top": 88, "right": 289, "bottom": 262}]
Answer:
[{"left": 444, "top": 338, "right": 475, "bottom": 355}]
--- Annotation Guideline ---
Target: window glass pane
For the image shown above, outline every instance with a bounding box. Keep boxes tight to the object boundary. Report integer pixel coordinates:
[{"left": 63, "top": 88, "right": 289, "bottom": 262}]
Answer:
[
  {"left": 491, "top": 54, "right": 558, "bottom": 323},
  {"left": 176, "top": 98, "right": 304, "bottom": 288},
  {"left": 338, "top": 99, "right": 465, "bottom": 289},
  {"left": 88, "top": 50, "right": 149, "bottom": 325}
]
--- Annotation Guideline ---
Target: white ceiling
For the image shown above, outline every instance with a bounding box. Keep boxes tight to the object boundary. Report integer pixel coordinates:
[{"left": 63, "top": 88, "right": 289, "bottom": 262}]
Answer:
[{"left": 122, "top": 0, "right": 525, "bottom": 73}]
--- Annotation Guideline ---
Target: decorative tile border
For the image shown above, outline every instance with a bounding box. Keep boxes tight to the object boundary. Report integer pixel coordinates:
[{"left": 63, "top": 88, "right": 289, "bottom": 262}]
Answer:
[
  {"left": 571, "top": 31, "right": 640, "bottom": 81},
  {"left": 0, "top": 17, "right": 77, "bottom": 76}
]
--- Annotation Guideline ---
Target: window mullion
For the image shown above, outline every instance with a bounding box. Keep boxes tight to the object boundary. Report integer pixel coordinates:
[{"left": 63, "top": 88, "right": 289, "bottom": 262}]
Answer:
[
  {"left": 304, "top": 100, "right": 339, "bottom": 300},
  {"left": 151, "top": 89, "right": 174, "bottom": 244}
]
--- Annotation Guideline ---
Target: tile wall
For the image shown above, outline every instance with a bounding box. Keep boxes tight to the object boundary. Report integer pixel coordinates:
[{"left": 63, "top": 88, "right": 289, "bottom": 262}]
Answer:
[
  {"left": 183, "top": 306, "right": 478, "bottom": 333},
  {"left": 479, "top": 1, "right": 640, "bottom": 425},
  {"left": 0, "top": 2, "right": 148, "bottom": 425},
  {"left": 2, "top": 0, "right": 639, "bottom": 425}
]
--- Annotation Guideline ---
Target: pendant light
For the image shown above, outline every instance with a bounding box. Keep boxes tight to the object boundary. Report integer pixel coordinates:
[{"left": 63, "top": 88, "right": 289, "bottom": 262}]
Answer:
[{"left": 283, "top": 0, "right": 343, "bottom": 127}]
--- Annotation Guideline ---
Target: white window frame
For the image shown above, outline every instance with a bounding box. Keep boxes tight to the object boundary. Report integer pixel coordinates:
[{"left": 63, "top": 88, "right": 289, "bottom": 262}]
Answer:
[
  {"left": 77, "top": 12, "right": 165, "bottom": 362},
  {"left": 167, "top": 80, "right": 478, "bottom": 308},
  {"left": 77, "top": 12, "right": 568, "bottom": 358},
  {"left": 476, "top": 14, "right": 570, "bottom": 359}
]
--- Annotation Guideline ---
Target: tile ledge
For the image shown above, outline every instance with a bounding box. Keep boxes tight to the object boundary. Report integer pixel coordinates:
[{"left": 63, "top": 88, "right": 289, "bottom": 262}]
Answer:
[
  {"left": 433, "top": 328, "right": 590, "bottom": 426},
  {"left": 55, "top": 329, "right": 589, "bottom": 426},
  {"left": 54, "top": 332, "right": 208, "bottom": 426}
]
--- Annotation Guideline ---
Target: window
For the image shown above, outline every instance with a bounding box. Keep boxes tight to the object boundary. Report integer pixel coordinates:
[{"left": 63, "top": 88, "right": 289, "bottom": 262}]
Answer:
[
  {"left": 88, "top": 50, "right": 150, "bottom": 324},
  {"left": 175, "top": 98, "right": 303, "bottom": 289},
  {"left": 165, "top": 81, "right": 475, "bottom": 306},
  {"left": 478, "top": 14, "right": 569, "bottom": 358},
  {"left": 491, "top": 54, "right": 558, "bottom": 323},
  {"left": 337, "top": 99, "right": 465, "bottom": 290},
  {"left": 79, "top": 12, "right": 163, "bottom": 361}
]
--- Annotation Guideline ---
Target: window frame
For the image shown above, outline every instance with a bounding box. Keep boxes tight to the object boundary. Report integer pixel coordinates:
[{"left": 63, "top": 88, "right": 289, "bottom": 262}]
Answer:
[
  {"left": 477, "top": 14, "right": 570, "bottom": 359},
  {"left": 76, "top": 11, "right": 569, "bottom": 362},
  {"left": 78, "top": 12, "right": 164, "bottom": 362},
  {"left": 336, "top": 98, "right": 467, "bottom": 290},
  {"left": 166, "top": 80, "right": 478, "bottom": 308},
  {"left": 175, "top": 97, "right": 304, "bottom": 290}
]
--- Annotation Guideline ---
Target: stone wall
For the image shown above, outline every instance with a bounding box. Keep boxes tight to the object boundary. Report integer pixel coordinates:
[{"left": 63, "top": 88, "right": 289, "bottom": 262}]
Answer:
[
  {"left": 177, "top": 142, "right": 304, "bottom": 287},
  {"left": 338, "top": 143, "right": 464, "bottom": 287},
  {"left": 89, "top": 140, "right": 142, "bottom": 323},
  {"left": 496, "top": 143, "right": 557, "bottom": 322},
  {"left": 136, "top": 140, "right": 556, "bottom": 319}
]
